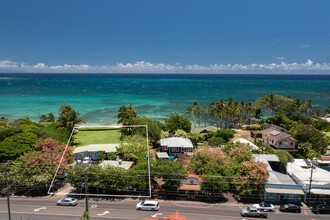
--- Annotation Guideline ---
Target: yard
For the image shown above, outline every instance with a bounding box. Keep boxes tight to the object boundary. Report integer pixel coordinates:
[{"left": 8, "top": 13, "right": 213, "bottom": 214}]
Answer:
[{"left": 75, "top": 128, "right": 121, "bottom": 147}]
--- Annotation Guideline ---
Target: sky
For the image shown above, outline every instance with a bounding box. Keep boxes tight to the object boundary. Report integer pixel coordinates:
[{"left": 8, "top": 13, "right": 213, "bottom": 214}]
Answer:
[{"left": 0, "top": 0, "right": 330, "bottom": 74}]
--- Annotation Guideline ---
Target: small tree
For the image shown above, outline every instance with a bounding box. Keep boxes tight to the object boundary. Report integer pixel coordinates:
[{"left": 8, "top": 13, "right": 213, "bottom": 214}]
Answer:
[
  {"left": 214, "top": 129, "right": 234, "bottom": 142},
  {"left": 165, "top": 113, "right": 191, "bottom": 133}
]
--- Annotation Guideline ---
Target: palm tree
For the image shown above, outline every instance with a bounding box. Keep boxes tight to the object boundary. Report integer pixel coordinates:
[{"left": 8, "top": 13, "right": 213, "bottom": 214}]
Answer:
[
  {"left": 117, "top": 104, "right": 138, "bottom": 125},
  {"left": 57, "top": 104, "right": 85, "bottom": 132},
  {"left": 214, "top": 99, "right": 224, "bottom": 128},
  {"left": 186, "top": 106, "right": 196, "bottom": 127},
  {"left": 192, "top": 102, "right": 201, "bottom": 127},
  {"left": 201, "top": 106, "right": 208, "bottom": 127},
  {"left": 47, "top": 113, "right": 56, "bottom": 122}
]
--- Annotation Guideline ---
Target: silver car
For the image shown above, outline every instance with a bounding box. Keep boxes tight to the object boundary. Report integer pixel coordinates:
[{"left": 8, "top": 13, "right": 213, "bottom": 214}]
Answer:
[
  {"left": 241, "top": 206, "right": 268, "bottom": 218},
  {"left": 136, "top": 200, "right": 159, "bottom": 211},
  {"left": 56, "top": 197, "right": 78, "bottom": 206}
]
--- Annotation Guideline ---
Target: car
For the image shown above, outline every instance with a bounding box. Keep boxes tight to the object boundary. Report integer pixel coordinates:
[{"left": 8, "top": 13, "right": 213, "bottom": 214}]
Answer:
[
  {"left": 76, "top": 158, "right": 82, "bottom": 165},
  {"left": 56, "top": 197, "right": 78, "bottom": 206},
  {"left": 136, "top": 200, "right": 159, "bottom": 211},
  {"left": 279, "top": 204, "right": 301, "bottom": 213},
  {"left": 241, "top": 206, "right": 268, "bottom": 218},
  {"left": 312, "top": 204, "right": 330, "bottom": 214},
  {"left": 83, "top": 157, "right": 91, "bottom": 164},
  {"left": 91, "top": 157, "right": 98, "bottom": 165},
  {"left": 252, "top": 202, "right": 275, "bottom": 212}
]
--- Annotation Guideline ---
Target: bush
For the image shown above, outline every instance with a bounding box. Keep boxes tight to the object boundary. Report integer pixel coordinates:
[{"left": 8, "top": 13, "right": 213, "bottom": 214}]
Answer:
[
  {"left": 208, "top": 137, "right": 225, "bottom": 147},
  {"left": 214, "top": 129, "right": 234, "bottom": 142},
  {"left": 250, "top": 124, "right": 261, "bottom": 130}
]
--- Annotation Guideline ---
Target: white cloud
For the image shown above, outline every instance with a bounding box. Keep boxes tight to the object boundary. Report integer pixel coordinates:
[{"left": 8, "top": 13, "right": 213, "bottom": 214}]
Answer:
[
  {"left": 275, "top": 57, "right": 285, "bottom": 60},
  {"left": 0, "top": 59, "right": 330, "bottom": 74},
  {"left": 299, "top": 44, "right": 310, "bottom": 48}
]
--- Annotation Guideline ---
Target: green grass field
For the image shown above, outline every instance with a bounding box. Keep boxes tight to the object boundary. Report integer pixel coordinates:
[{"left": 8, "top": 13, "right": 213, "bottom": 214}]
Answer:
[{"left": 75, "top": 129, "right": 121, "bottom": 147}]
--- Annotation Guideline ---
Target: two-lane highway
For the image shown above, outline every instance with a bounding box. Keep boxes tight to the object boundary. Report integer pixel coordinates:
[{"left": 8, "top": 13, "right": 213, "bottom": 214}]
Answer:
[{"left": 1, "top": 197, "right": 329, "bottom": 220}]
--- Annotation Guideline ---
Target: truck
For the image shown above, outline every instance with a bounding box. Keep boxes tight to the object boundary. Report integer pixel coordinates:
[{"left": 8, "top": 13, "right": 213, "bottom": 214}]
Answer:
[{"left": 241, "top": 206, "right": 268, "bottom": 218}]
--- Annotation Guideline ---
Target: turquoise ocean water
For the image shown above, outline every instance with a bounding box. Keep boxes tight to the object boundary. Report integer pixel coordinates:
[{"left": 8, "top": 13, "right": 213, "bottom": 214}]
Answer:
[{"left": 0, "top": 73, "right": 329, "bottom": 125}]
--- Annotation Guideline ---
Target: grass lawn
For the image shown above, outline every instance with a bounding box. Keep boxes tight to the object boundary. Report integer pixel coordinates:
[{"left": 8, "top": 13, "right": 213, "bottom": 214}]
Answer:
[{"left": 75, "top": 129, "right": 121, "bottom": 147}]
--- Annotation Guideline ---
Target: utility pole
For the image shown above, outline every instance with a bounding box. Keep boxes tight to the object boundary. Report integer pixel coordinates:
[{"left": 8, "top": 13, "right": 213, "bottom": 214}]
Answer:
[
  {"left": 307, "top": 162, "right": 314, "bottom": 206},
  {"left": 84, "top": 164, "right": 89, "bottom": 220},
  {"left": 1, "top": 162, "right": 12, "bottom": 220}
]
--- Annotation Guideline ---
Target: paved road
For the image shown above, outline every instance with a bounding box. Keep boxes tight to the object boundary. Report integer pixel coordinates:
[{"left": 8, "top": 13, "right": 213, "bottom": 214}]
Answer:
[{"left": 0, "top": 197, "right": 329, "bottom": 220}]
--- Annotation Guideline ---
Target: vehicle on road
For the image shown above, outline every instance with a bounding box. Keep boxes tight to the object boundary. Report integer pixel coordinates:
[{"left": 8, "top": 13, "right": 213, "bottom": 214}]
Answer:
[
  {"left": 279, "top": 204, "right": 301, "bottom": 213},
  {"left": 76, "top": 158, "right": 82, "bottom": 165},
  {"left": 312, "top": 204, "right": 330, "bottom": 214},
  {"left": 56, "top": 197, "right": 78, "bottom": 206},
  {"left": 136, "top": 200, "right": 159, "bottom": 211},
  {"left": 241, "top": 206, "right": 268, "bottom": 218},
  {"left": 252, "top": 202, "right": 275, "bottom": 212},
  {"left": 83, "top": 157, "right": 91, "bottom": 164}
]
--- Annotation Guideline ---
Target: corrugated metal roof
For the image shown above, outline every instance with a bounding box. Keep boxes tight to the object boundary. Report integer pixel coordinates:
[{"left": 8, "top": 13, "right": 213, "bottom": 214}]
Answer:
[
  {"left": 265, "top": 188, "right": 304, "bottom": 195},
  {"left": 156, "top": 152, "right": 169, "bottom": 159},
  {"left": 99, "top": 160, "right": 133, "bottom": 170},
  {"left": 160, "top": 137, "right": 193, "bottom": 148}
]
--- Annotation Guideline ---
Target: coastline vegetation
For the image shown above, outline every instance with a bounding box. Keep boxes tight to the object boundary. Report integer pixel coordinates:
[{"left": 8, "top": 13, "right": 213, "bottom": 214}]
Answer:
[{"left": 0, "top": 94, "right": 329, "bottom": 196}]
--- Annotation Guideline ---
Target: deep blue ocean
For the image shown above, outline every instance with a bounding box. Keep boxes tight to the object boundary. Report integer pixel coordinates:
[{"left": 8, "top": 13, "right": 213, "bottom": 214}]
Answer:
[{"left": 0, "top": 73, "right": 329, "bottom": 124}]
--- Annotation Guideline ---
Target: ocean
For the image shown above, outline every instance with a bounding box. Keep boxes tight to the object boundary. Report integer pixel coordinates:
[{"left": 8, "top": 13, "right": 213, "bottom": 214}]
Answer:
[{"left": 0, "top": 73, "right": 329, "bottom": 125}]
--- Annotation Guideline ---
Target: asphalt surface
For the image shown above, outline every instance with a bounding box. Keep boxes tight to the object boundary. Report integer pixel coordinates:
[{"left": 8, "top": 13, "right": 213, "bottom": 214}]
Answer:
[{"left": 0, "top": 197, "right": 329, "bottom": 220}]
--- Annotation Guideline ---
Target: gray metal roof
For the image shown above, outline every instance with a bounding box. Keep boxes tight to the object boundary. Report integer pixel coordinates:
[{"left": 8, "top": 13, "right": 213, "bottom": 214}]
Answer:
[
  {"left": 160, "top": 137, "right": 193, "bottom": 148},
  {"left": 156, "top": 152, "right": 169, "bottom": 159},
  {"left": 99, "top": 160, "right": 134, "bottom": 170}
]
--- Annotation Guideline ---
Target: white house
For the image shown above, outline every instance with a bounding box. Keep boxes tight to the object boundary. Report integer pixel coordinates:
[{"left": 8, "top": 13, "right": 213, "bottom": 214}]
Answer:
[
  {"left": 287, "top": 159, "right": 330, "bottom": 204},
  {"left": 73, "top": 143, "right": 119, "bottom": 159},
  {"left": 253, "top": 154, "right": 304, "bottom": 203},
  {"left": 160, "top": 137, "right": 193, "bottom": 157}
]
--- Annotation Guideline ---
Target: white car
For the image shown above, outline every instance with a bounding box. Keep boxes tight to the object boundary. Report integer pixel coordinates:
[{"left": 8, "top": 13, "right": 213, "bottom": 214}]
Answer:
[
  {"left": 252, "top": 202, "right": 275, "bottom": 212},
  {"left": 83, "top": 157, "right": 91, "bottom": 164},
  {"left": 56, "top": 197, "right": 78, "bottom": 206},
  {"left": 136, "top": 200, "right": 159, "bottom": 211}
]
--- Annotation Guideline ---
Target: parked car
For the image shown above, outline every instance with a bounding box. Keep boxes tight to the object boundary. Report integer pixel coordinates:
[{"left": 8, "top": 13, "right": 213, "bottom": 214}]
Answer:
[
  {"left": 279, "top": 204, "right": 301, "bottom": 213},
  {"left": 76, "top": 158, "right": 82, "bottom": 165},
  {"left": 83, "top": 157, "right": 91, "bottom": 164},
  {"left": 91, "top": 157, "right": 99, "bottom": 165},
  {"left": 56, "top": 197, "right": 78, "bottom": 206},
  {"left": 241, "top": 206, "right": 268, "bottom": 218},
  {"left": 136, "top": 200, "right": 159, "bottom": 211},
  {"left": 312, "top": 204, "right": 330, "bottom": 214},
  {"left": 252, "top": 202, "right": 275, "bottom": 212}
]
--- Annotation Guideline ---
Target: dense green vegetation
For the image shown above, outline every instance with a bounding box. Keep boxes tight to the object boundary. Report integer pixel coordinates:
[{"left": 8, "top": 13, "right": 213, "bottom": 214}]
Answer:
[{"left": 1, "top": 94, "right": 329, "bottom": 196}]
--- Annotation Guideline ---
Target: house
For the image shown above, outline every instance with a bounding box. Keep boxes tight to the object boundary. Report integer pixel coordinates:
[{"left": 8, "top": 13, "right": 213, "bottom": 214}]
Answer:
[
  {"left": 253, "top": 154, "right": 304, "bottom": 203},
  {"left": 287, "top": 159, "right": 330, "bottom": 204},
  {"left": 99, "top": 160, "right": 134, "bottom": 170},
  {"left": 73, "top": 143, "right": 119, "bottom": 159},
  {"left": 233, "top": 138, "right": 259, "bottom": 151},
  {"left": 160, "top": 137, "right": 193, "bottom": 157},
  {"left": 261, "top": 124, "right": 297, "bottom": 151},
  {"left": 250, "top": 130, "right": 262, "bottom": 138},
  {"left": 178, "top": 171, "right": 205, "bottom": 199}
]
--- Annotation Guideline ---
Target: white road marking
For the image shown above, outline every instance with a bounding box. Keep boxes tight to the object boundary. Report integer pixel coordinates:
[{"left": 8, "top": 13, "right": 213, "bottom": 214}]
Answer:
[
  {"left": 91, "top": 205, "right": 97, "bottom": 208},
  {"left": 97, "top": 211, "right": 110, "bottom": 216},
  {"left": 303, "top": 210, "right": 308, "bottom": 215},
  {"left": 33, "top": 207, "right": 47, "bottom": 212},
  {"left": 151, "top": 213, "right": 162, "bottom": 218}
]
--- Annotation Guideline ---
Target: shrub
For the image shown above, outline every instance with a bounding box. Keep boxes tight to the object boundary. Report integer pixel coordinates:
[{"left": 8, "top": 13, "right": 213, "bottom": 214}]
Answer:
[
  {"left": 214, "top": 129, "right": 234, "bottom": 142},
  {"left": 250, "top": 124, "right": 261, "bottom": 130}
]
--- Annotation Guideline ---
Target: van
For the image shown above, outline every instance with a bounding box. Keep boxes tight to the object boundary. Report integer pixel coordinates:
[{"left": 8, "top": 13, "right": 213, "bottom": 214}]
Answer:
[{"left": 136, "top": 200, "right": 159, "bottom": 211}]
